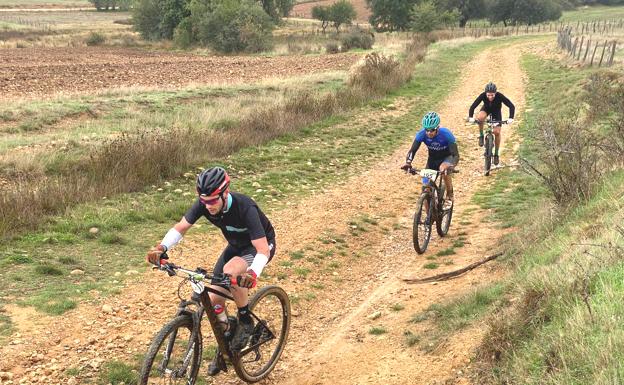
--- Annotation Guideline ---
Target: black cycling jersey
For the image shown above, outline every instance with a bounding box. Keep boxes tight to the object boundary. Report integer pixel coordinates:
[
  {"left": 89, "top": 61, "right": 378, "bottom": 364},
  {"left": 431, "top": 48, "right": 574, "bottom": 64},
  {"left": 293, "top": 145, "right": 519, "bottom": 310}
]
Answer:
[
  {"left": 184, "top": 192, "right": 275, "bottom": 250},
  {"left": 468, "top": 92, "right": 515, "bottom": 120}
]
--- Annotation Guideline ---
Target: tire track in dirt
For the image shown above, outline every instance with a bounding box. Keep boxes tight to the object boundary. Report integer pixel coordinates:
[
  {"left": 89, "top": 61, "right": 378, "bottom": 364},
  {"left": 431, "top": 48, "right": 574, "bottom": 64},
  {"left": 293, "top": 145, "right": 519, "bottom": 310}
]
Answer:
[{"left": 0, "top": 40, "right": 528, "bottom": 384}]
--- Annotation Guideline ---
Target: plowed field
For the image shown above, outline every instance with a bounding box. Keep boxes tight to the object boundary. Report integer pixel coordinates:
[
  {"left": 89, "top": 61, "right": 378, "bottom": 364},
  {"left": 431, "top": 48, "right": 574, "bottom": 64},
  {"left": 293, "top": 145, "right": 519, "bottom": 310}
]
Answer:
[{"left": 0, "top": 47, "right": 361, "bottom": 98}]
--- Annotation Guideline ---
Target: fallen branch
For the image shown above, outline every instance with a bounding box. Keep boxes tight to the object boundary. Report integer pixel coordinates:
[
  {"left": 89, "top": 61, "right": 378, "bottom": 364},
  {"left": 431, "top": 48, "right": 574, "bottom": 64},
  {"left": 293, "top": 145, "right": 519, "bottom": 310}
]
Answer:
[{"left": 403, "top": 252, "right": 503, "bottom": 284}]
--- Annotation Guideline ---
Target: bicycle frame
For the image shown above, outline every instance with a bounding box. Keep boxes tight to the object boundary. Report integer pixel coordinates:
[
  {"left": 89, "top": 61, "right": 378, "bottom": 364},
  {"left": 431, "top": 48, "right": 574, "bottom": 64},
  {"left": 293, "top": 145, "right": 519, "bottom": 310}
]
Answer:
[{"left": 157, "top": 260, "right": 276, "bottom": 372}]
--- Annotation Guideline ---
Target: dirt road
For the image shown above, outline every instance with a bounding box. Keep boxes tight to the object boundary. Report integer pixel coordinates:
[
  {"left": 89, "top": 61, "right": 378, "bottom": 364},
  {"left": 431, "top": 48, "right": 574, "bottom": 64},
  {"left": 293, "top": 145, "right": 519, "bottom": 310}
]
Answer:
[{"left": 0, "top": 40, "right": 526, "bottom": 385}]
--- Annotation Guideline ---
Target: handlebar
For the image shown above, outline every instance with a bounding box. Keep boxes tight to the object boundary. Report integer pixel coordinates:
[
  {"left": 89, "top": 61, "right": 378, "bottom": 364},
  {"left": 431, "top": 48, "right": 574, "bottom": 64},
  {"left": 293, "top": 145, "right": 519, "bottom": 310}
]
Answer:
[
  {"left": 407, "top": 167, "right": 459, "bottom": 175},
  {"left": 152, "top": 252, "right": 234, "bottom": 287},
  {"left": 468, "top": 118, "right": 509, "bottom": 126}
]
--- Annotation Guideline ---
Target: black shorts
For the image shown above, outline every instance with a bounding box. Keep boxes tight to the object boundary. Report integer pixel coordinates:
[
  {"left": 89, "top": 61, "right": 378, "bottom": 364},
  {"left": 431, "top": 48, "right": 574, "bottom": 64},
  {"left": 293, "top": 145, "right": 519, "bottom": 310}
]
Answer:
[
  {"left": 426, "top": 155, "right": 454, "bottom": 171},
  {"left": 211, "top": 239, "right": 276, "bottom": 286},
  {"left": 480, "top": 106, "right": 502, "bottom": 122}
]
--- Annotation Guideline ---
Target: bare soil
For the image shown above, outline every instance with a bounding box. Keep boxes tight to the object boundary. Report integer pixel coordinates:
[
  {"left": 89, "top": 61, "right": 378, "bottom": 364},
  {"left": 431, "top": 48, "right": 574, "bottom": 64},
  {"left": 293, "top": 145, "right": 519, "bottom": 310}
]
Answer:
[
  {"left": 292, "top": 0, "right": 371, "bottom": 23},
  {"left": 0, "top": 48, "right": 361, "bottom": 99},
  {"left": 0, "top": 41, "right": 527, "bottom": 385}
]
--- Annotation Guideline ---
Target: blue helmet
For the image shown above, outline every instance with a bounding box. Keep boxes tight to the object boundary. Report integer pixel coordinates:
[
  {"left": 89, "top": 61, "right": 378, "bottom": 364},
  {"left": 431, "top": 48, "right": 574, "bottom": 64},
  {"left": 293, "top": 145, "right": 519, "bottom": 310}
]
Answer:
[{"left": 422, "top": 111, "right": 440, "bottom": 131}]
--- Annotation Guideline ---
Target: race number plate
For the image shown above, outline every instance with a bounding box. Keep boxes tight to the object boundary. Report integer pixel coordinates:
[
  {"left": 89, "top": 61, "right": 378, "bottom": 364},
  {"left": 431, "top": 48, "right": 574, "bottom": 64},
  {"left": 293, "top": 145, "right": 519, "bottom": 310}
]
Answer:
[
  {"left": 420, "top": 169, "right": 438, "bottom": 179},
  {"left": 190, "top": 275, "right": 205, "bottom": 294}
]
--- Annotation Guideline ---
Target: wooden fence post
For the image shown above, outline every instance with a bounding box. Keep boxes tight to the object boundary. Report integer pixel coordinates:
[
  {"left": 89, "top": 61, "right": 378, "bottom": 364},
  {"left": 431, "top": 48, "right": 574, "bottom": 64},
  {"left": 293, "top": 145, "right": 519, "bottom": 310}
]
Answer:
[
  {"left": 583, "top": 38, "right": 591, "bottom": 63},
  {"left": 571, "top": 36, "right": 579, "bottom": 57},
  {"left": 590, "top": 41, "right": 599, "bottom": 66},
  {"left": 608, "top": 41, "right": 617, "bottom": 66},
  {"left": 577, "top": 36, "right": 584, "bottom": 60},
  {"left": 599, "top": 39, "right": 609, "bottom": 67}
]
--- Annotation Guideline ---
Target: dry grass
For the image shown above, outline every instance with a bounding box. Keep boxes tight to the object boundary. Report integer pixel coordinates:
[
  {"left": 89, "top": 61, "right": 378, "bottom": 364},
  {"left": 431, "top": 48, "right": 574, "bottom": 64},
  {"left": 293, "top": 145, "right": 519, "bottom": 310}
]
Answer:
[{"left": 0, "top": 34, "right": 433, "bottom": 238}]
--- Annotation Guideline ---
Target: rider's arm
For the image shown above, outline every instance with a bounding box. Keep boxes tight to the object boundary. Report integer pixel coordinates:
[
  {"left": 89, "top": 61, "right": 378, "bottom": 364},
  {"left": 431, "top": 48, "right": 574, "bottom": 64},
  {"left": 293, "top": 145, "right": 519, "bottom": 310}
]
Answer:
[
  {"left": 160, "top": 217, "right": 193, "bottom": 251},
  {"left": 406, "top": 131, "right": 424, "bottom": 163},
  {"left": 449, "top": 142, "right": 460, "bottom": 165},
  {"left": 499, "top": 93, "right": 515, "bottom": 119},
  {"left": 244, "top": 206, "right": 270, "bottom": 277},
  {"left": 249, "top": 237, "right": 270, "bottom": 277},
  {"left": 468, "top": 93, "right": 485, "bottom": 118},
  {"left": 159, "top": 199, "right": 205, "bottom": 251}
]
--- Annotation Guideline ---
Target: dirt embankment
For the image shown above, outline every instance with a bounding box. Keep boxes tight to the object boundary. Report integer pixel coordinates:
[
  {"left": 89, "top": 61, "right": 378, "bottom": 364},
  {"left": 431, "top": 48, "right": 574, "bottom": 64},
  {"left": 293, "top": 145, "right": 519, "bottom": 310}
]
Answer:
[
  {"left": 0, "top": 41, "right": 528, "bottom": 385},
  {"left": 0, "top": 48, "right": 361, "bottom": 99}
]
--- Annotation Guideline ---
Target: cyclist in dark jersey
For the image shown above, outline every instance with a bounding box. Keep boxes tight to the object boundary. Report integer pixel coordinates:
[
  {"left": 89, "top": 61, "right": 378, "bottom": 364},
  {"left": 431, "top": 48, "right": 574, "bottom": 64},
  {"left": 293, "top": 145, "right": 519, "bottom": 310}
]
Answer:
[
  {"left": 146, "top": 166, "right": 276, "bottom": 376},
  {"left": 401, "top": 111, "right": 460, "bottom": 204},
  {"left": 468, "top": 82, "right": 515, "bottom": 166}
]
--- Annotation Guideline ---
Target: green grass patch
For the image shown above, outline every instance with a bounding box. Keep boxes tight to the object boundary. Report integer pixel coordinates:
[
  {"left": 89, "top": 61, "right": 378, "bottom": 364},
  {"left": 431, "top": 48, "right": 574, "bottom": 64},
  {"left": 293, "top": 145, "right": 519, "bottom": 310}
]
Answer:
[
  {"left": 98, "top": 360, "right": 137, "bottom": 385},
  {"left": 423, "top": 263, "right": 439, "bottom": 269},
  {"left": 391, "top": 303, "right": 405, "bottom": 311},
  {"left": 369, "top": 326, "right": 387, "bottom": 335},
  {"left": 435, "top": 247, "right": 456, "bottom": 256},
  {"left": 290, "top": 250, "right": 305, "bottom": 260},
  {"left": 404, "top": 330, "right": 420, "bottom": 346}
]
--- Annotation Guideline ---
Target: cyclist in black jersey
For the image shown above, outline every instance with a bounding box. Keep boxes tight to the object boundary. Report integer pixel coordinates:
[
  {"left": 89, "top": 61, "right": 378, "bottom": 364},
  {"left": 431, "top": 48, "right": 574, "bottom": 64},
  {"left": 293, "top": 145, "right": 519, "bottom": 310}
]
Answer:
[
  {"left": 146, "top": 166, "right": 276, "bottom": 376},
  {"left": 468, "top": 82, "right": 515, "bottom": 165}
]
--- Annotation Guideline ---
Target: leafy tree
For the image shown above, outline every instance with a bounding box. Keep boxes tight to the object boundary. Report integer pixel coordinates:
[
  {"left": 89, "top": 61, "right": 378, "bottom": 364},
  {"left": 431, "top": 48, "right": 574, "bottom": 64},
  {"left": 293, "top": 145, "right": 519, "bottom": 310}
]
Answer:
[
  {"left": 436, "top": 0, "right": 485, "bottom": 27},
  {"left": 259, "top": 0, "right": 295, "bottom": 21},
  {"left": 197, "top": 0, "right": 274, "bottom": 53},
  {"left": 488, "top": 0, "right": 562, "bottom": 25},
  {"left": 411, "top": 0, "right": 459, "bottom": 31},
  {"left": 312, "top": 5, "right": 331, "bottom": 33},
  {"left": 367, "top": 0, "right": 419, "bottom": 31},
  {"left": 329, "top": 0, "right": 357, "bottom": 32}
]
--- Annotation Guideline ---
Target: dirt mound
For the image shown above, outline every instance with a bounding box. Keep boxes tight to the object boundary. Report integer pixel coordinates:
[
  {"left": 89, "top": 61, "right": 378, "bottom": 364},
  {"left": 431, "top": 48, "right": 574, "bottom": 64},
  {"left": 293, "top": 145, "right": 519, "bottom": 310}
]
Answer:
[
  {"left": 0, "top": 47, "right": 361, "bottom": 99},
  {"left": 292, "top": 0, "right": 371, "bottom": 23}
]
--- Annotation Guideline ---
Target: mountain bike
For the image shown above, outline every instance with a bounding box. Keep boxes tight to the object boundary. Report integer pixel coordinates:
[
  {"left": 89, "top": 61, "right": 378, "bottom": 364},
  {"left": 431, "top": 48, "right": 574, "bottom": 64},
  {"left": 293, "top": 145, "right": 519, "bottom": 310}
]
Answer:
[
  {"left": 408, "top": 167, "right": 458, "bottom": 254},
  {"left": 471, "top": 117, "right": 508, "bottom": 176},
  {"left": 138, "top": 253, "right": 291, "bottom": 384}
]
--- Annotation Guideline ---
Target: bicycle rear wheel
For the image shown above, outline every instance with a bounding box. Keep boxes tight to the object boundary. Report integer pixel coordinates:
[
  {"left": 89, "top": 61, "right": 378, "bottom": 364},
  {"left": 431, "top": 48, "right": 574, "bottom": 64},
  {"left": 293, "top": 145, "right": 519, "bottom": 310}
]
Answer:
[
  {"left": 436, "top": 178, "right": 454, "bottom": 237},
  {"left": 233, "top": 286, "right": 291, "bottom": 383},
  {"left": 139, "top": 314, "right": 201, "bottom": 385},
  {"left": 413, "top": 193, "right": 433, "bottom": 254},
  {"left": 484, "top": 133, "right": 493, "bottom": 176}
]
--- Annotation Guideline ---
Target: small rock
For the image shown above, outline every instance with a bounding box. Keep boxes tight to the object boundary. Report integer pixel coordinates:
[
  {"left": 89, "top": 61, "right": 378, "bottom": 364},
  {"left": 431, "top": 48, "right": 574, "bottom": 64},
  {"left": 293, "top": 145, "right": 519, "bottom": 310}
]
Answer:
[
  {"left": 0, "top": 372, "right": 13, "bottom": 380},
  {"left": 291, "top": 310, "right": 300, "bottom": 317},
  {"left": 102, "top": 305, "right": 114, "bottom": 314},
  {"left": 67, "top": 378, "right": 78, "bottom": 385},
  {"left": 367, "top": 311, "right": 382, "bottom": 320},
  {"left": 252, "top": 182, "right": 261, "bottom": 188},
  {"left": 125, "top": 270, "right": 139, "bottom": 275},
  {"left": 89, "top": 227, "right": 99, "bottom": 234},
  {"left": 114, "top": 272, "right": 121, "bottom": 277},
  {"left": 70, "top": 269, "right": 85, "bottom": 275},
  {"left": 174, "top": 189, "right": 183, "bottom": 193}
]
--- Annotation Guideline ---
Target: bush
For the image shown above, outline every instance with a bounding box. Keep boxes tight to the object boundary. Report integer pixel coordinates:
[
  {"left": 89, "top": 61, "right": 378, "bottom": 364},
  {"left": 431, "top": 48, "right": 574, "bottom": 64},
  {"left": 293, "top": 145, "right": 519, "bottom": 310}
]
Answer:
[
  {"left": 133, "top": 0, "right": 189, "bottom": 40},
  {"left": 340, "top": 30, "right": 374, "bottom": 51},
  {"left": 325, "top": 42, "right": 340, "bottom": 54},
  {"left": 85, "top": 32, "right": 106, "bottom": 46},
  {"left": 173, "top": 18, "right": 193, "bottom": 48},
  {"left": 197, "top": 0, "right": 274, "bottom": 53}
]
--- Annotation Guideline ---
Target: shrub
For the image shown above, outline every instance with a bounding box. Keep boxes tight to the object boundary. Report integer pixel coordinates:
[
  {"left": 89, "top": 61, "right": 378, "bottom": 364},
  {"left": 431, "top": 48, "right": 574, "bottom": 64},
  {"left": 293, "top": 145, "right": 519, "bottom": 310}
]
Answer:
[
  {"left": 133, "top": 0, "right": 189, "bottom": 40},
  {"left": 85, "top": 32, "right": 106, "bottom": 46},
  {"left": 325, "top": 41, "right": 340, "bottom": 54},
  {"left": 348, "top": 52, "right": 402, "bottom": 94},
  {"left": 173, "top": 18, "right": 193, "bottom": 48},
  {"left": 340, "top": 30, "right": 374, "bottom": 51},
  {"left": 197, "top": 0, "right": 274, "bottom": 53}
]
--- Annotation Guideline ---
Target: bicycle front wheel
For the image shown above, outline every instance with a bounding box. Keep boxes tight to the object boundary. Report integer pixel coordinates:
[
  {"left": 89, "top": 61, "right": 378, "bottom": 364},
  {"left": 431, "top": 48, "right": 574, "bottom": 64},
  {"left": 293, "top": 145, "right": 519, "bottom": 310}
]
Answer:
[
  {"left": 233, "top": 286, "right": 291, "bottom": 383},
  {"left": 139, "top": 314, "right": 201, "bottom": 385},
  {"left": 484, "top": 134, "right": 493, "bottom": 176},
  {"left": 413, "top": 193, "right": 433, "bottom": 254},
  {"left": 436, "top": 178, "right": 454, "bottom": 237}
]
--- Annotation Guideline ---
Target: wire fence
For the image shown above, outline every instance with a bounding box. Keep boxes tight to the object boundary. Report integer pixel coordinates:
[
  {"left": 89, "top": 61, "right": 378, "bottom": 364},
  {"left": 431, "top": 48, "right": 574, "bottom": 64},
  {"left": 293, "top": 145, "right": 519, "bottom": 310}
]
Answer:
[{"left": 558, "top": 27, "right": 618, "bottom": 67}]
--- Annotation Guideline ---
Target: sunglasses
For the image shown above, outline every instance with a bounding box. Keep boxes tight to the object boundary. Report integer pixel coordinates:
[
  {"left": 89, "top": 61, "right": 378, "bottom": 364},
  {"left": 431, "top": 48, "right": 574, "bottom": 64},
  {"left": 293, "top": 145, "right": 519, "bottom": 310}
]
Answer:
[
  {"left": 199, "top": 195, "right": 221, "bottom": 205},
  {"left": 425, "top": 128, "right": 438, "bottom": 133}
]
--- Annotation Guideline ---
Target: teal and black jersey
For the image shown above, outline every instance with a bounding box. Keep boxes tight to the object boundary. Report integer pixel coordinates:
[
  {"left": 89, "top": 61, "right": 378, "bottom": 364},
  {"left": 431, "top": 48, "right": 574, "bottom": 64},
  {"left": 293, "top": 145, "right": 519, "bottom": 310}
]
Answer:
[
  {"left": 184, "top": 192, "right": 275, "bottom": 250},
  {"left": 406, "top": 127, "right": 458, "bottom": 162}
]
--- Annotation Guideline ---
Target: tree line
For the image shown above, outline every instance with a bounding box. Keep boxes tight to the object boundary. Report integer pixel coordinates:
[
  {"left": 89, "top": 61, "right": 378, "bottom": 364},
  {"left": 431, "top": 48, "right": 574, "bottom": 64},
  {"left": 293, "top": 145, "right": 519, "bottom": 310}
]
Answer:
[{"left": 363, "top": 0, "right": 601, "bottom": 32}]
